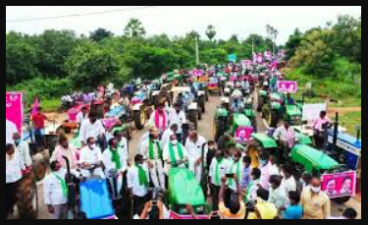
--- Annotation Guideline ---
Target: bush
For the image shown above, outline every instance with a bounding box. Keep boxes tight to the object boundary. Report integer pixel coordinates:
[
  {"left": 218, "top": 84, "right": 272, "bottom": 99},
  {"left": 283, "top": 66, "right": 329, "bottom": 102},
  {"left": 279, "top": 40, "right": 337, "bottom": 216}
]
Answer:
[{"left": 7, "top": 77, "right": 72, "bottom": 104}]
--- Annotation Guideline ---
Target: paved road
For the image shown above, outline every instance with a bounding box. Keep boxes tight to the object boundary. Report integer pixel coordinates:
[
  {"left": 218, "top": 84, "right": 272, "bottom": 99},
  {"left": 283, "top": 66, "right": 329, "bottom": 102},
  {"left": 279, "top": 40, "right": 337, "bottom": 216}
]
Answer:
[{"left": 17, "top": 93, "right": 360, "bottom": 219}]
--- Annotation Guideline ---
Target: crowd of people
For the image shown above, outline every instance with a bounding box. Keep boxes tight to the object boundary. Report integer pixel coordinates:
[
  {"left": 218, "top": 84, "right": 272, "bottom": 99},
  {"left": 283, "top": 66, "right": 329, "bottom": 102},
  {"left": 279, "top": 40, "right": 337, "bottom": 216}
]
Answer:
[{"left": 6, "top": 57, "right": 359, "bottom": 220}]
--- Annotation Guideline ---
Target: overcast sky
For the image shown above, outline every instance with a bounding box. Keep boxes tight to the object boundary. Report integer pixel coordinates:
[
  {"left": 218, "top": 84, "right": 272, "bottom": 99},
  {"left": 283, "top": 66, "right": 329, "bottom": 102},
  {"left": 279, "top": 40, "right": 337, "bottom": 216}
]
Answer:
[{"left": 6, "top": 6, "right": 361, "bottom": 44}]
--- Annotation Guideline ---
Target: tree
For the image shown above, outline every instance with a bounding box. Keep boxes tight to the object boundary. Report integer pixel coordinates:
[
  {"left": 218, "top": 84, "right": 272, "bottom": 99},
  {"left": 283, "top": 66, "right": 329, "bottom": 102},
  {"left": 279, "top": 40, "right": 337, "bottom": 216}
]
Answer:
[
  {"left": 6, "top": 32, "right": 39, "bottom": 84},
  {"left": 291, "top": 29, "right": 334, "bottom": 77},
  {"left": 90, "top": 28, "right": 113, "bottom": 42},
  {"left": 124, "top": 18, "right": 146, "bottom": 38},
  {"left": 66, "top": 41, "right": 130, "bottom": 90},
  {"left": 34, "top": 30, "right": 78, "bottom": 78},
  {"left": 205, "top": 25, "right": 216, "bottom": 41},
  {"left": 285, "top": 29, "right": 303, "bottom": 60}
]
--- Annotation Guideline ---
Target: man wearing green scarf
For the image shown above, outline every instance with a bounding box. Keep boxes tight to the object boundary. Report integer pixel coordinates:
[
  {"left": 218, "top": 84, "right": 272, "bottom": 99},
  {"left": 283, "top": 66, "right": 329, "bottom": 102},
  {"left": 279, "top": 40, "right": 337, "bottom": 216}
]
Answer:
[
  {"left": 44, "top": 161, "right": 69, "bottom": 219},
  {"left": 163, "top": 134, "right": 189, "bottom": 175},
  {"left": 228, "top": 150, "right": 244, "bottom": 193},
  {"left": 102, "top": 138, "right": 128, "bottom": 201},
  {"left": 209, "top": 150, "right": 226, "bottom": 211},
  {"left": 141, "top": 128, "right": 166, "bottom": 190},
  {"left": 127, "top": 154, "right": 150, "bottom": 215}
]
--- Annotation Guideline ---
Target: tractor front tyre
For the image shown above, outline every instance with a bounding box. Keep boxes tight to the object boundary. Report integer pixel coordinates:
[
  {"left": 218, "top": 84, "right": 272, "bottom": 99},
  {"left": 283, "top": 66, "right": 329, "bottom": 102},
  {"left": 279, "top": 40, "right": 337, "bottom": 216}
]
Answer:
[
  {"left": 134, "top": 107, "right": 146, "bottom": 130},
  {"left": 16, "top": 173, "right": 39, "bottom": 219}
]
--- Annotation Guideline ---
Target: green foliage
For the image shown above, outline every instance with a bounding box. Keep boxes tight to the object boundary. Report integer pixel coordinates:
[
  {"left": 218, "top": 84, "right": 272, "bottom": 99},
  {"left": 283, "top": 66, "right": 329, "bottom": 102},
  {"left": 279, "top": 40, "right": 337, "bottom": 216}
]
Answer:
[
  {"left": 205, "top": 25, "right": 216, "bottom": 41},
  {"left": 7, "top": 77, "right": 72, "bottom": 104},
  {"left": 284, "top": 29, "right": 303, "bottom": 60},
  {"left": 34, "top": 30, "right": 78, "bottom": 77},
  {"left": 90, "top": 28, "right": 114, "bottom": 42},
  {"left": 6, "top": 32, "right": 39, "bottom": 84},
  {"left": 66, "top": 41, "right": 130, "bottom": 91},
  {"left": 124, "top": 18, "right": 146, "bottom": 38}
]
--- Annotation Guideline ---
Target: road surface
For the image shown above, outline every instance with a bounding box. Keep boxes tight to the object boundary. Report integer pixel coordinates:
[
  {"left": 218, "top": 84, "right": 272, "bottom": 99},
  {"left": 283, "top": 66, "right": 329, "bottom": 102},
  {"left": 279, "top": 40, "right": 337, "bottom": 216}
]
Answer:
[{"left": 13, "top": 94, "right": 361, "bottom": 219}]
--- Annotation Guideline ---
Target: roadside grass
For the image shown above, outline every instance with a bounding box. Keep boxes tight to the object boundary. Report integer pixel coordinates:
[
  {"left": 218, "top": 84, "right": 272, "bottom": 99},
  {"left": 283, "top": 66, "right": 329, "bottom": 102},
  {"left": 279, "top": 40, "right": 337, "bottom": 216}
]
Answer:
[
  {"left": 339, "top": 111, "right": 362, "bottom": 136},
  {"left": 40, "top": 99, "right": 60, "bottom": 112}
]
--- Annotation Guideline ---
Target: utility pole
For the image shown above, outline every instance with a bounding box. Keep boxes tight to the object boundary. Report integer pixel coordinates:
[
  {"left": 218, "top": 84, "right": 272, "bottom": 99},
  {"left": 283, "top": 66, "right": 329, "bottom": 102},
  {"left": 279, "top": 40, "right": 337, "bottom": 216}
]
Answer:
[{"left": 195, "top": 35, "right": 200, "bottom": 65}]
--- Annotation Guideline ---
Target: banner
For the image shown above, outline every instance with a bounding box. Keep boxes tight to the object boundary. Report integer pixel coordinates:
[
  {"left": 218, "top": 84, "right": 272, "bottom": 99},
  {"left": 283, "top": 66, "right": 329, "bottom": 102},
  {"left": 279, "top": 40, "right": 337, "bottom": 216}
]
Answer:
[
  {"left": 6, "top": 92, "right": 24, "bottom": 140},
  {"left": 192, "top": 70, "right": 203, "bottom": 77},
  {"left": 302, "top": 103, "right": 327, "bottom": 121},
  {"left": 227, "top": 54, "right": 237, "bottom": 62},
  {"left": 277, "top": 81, "right": 298, "bottom": 93},
  {"left": 322, "top": 171, "right": 356, "bottom": 198}
]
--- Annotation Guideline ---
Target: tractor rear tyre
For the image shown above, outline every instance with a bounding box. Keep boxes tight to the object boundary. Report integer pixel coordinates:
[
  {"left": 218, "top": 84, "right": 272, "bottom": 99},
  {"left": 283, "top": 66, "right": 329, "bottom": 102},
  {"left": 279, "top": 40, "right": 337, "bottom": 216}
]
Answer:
[
  {"left": 333, "top": 197, "right": 351, "bottom": 205},
  {"left": 16, "top": 173, "right": 39, "bottom": 219},
  {"left": 134, "top": 107, "right": 146, "bottom": 130},
  {"left": 270, "top": 110, "right": 279, "bottom": 128}
]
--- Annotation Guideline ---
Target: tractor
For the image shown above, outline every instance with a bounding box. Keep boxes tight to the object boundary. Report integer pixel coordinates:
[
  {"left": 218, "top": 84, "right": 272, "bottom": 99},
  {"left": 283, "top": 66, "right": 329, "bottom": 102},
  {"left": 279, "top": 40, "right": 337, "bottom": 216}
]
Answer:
[
  {"left": 291, "top": 144, "right": 356, "bottom": 204},
  {"left": 167, "top": 168, "right": 209, "bottom": 219},
  {"left": 261, "top": 92, "right": 284, "bottom": 128},
  {"left": 173, "top": 87, "right": 202, "bottom": 130},
  {"left": 130, "top": 90, "right": 152, "bottom": 130}
]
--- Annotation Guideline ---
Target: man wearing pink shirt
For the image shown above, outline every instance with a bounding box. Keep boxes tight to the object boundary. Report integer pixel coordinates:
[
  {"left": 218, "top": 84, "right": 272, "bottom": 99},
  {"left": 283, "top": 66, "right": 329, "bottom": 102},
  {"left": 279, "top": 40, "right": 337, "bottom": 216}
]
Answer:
[
  {"left": 313, "top": 111, "right": 332, "bottom": 149},
  {"left": 273, "top": 121, "right": 297, "bottom": 163}
]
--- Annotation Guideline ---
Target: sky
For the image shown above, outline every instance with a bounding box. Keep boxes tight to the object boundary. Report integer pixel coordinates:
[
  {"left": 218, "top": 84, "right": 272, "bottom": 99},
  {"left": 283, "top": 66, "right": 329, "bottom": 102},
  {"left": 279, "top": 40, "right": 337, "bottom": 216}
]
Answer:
[{"left": 6, "top": 6, "right": 361, "bottom": 44}]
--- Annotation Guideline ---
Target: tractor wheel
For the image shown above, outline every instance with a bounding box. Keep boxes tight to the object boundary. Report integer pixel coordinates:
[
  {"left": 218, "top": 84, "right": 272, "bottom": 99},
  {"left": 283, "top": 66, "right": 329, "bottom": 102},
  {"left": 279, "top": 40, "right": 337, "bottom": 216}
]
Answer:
[
  {"left": 270, "top": 110, "right": 279, "bottom": 128},
  {"left": 202, "top": 103, "right": 206, "bottom": 113},
  {"left": 188, "top": 111, "right": 198, "bottom": 130},
  {"left": 16, "top": 173, "right": 39, "bottom": 219},
  {"left": 333, "top": 196, "right": 351, "bottom": 204},
  {"left": 214, "top": 119, "right": 226, "bottom": 142},
  {"left": 134, "top": 107, "right": 146, "bottom": 130}
]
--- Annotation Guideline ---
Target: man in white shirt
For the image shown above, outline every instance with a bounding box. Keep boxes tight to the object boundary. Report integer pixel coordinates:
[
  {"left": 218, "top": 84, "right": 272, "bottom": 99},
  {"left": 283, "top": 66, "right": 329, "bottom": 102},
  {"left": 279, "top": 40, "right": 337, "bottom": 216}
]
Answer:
[
  {"left": 6, "top": 144, "right": 24, "bottom": 218},
  {"left": 281, "top": 164, "right": 297, "bottom": 194},
  {"left": 79, "top": 137, "right": 105, "bottom": 179},
  {"left": 149, "top": 105, "right": 169, "bottom": 135},
  {"left": 80, "top": 112, "right": 106, "bottom": 148},
  {"left": 44, "top": 161, "right": 69, "bottom": 219},
  {"left": 141, "top": 128, "right": 165, "bottom": 190},
  {"left": 163, "top": 134, "right": 189, "bottom": 175},
  {"left": 76, "top": 106, "right": 89, "bottom": 125},
  {"left": 138, "top": 126, "right": 155, "bottom": 154},
  {"left": 268, "top": 175, "right": 288, "bottom": 213},
  {"left": 128, "top": 154, "right": 150, "bottom": 215},
  {"left": 185, "top": 131, "right": 208, "bottom": 182},
  {"left": 259, "top": 151, "right": 278, "bottom": 190},
  {"left": 112, "top": 128, "right": 130, "bottom": 166},
  {"left": 228, "top": 150, "right": 244, "bottom": 192},
  {"left": 6, "top": 119, "right": 18, "bottom": 145},
  {"left": 102, "top": 138, "right": 128, "bottom": 201},
  {"left": 209, "top": 150, "right": 227, "bottom": 211},
  {"left": 160, "top": 124, "right": 178, "bottom": 150},
  {"left": 168, "top": 103, "right": 187, "bottom": 143},
  {"left": 13, "top": 132, "right": 32, "bottom": 168},
  {"left": 273, "top": 121, "right": 297, "bottom": 162}
]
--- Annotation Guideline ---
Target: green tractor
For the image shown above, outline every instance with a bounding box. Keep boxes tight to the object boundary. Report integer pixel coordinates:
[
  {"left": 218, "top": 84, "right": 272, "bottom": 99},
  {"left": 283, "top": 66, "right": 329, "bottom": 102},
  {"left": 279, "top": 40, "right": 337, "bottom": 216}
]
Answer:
[
  {"left": 168, "top": 168, "right": 209, "bottom": 218},
  {"left": 213, "top": 107, "right": 230, "bottom": 142},
  {"left": 262, "top": 92, "right": 303, "bottom": 128},
  {"left": 291, "top": 144, "right": 355, "bottom": 204},
  {"left": 262, "top": 92, "right": 284, "bottom": 128},
  {"left": 249, "top": 130, "right": 313, "bottom": 168}
]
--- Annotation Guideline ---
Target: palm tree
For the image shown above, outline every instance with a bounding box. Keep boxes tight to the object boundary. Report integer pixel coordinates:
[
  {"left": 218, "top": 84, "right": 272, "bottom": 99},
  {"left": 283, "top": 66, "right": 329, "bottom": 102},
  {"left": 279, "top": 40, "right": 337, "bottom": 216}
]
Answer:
[
  {"left": 124, "top": 18, "right": 146, "bottom": 38},
  {"left": 206, "top": 25, "right": 216, "bottom": 41}
]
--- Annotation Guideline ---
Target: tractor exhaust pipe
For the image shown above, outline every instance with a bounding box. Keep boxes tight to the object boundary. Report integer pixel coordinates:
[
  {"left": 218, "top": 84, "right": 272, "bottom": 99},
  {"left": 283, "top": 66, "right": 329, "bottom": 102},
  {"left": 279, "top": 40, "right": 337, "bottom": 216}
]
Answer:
[{"left": 333, "top": 112, "right": 339, "bottom": 147}]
